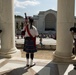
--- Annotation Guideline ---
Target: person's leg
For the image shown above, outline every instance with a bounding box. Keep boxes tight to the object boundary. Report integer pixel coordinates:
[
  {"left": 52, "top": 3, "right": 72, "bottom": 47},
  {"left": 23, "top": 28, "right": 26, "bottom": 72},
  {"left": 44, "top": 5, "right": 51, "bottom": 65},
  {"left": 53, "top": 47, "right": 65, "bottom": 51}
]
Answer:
[
  {"left": 30, "top": 53, "right": 35, "bottom": 66},
  {"left": 26, "top": 53, "right": 29, "bottom": 66},
  {"left": 73, "top": 64, "right": 76, "bottom": 70},
  {"left": 74, "top": 39, "right": 76, "bottom": 55},
  {"left": 75, "top": 40, "right": 76, "bottom": 51}
]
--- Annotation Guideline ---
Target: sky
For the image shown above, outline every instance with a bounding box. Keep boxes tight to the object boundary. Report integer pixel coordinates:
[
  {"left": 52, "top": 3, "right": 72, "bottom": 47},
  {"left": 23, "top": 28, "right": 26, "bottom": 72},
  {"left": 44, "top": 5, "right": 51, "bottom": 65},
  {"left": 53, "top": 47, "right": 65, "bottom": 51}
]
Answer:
[{"left": 14, "top": 0, "right": 76, "bottom": 18}]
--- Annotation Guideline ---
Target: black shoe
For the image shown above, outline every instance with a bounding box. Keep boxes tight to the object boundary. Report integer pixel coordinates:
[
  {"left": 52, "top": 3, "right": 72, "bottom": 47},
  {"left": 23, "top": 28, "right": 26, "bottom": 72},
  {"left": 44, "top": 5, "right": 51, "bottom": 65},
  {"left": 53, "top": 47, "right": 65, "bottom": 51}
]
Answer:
[
  {"left": 26, "top": 64, "right": 29, "bottom": 67},
  {"left": 74, "top": 67, "right": 76, "bottom": 70}
]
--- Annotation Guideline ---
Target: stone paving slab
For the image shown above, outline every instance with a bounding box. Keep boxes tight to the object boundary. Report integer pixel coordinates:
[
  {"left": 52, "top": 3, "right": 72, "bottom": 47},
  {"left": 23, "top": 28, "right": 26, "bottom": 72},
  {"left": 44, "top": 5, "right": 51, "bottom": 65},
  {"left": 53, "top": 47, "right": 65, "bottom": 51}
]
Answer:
[
  {"left": 58, "top": 64, "right": 75, "bottom": 75},
  {"left": 0, "top": 57, "right": 76, "bottom": 75},
  {"left": 0, "top": 58, "right": 49, "bottom": 75}
]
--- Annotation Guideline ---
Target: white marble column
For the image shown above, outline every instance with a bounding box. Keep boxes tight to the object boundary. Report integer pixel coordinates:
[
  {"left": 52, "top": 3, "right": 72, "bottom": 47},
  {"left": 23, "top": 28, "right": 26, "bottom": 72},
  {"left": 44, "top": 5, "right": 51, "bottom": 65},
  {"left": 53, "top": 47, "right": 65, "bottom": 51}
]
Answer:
[
  {"left": 53, "top": 0, "right": 75, "bottom": 62},
  {"left": 0, "top": 0, "right": 21, "bottom": 57}
]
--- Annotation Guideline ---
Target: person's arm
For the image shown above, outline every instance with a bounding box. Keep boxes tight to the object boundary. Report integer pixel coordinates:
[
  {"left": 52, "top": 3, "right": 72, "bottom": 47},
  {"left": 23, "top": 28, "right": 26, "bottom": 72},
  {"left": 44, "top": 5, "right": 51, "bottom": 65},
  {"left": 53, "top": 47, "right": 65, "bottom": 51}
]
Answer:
[
  {"left": 70, "top": 30, "right": 74, "bottom": 39},
  {"left": 35, "top": 28, "right": 39, "bottom": 37},
  {"left": 0, "top": 30, "right": 2, "bottom": 33},
  {"left": 70, "top": 27, "right": 74, "bottom": 39},
  {"left": 21, "top": 26, "right": 26, "bottom": 36},
  {"left": 72, "top": 32, "right": 74, "bottom": 39}
]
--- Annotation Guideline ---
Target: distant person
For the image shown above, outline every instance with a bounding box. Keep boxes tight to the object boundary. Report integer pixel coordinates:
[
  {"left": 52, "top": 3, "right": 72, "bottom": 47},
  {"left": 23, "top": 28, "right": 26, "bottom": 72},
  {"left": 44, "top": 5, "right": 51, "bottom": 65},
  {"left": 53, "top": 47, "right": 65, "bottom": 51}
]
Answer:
[
  {"left": 39, "top": 36, "right": 43, "bottom": 46},
  {"left": 16, "top": 29, "right": 20, "bottom": 39},
  {"left": 70, "top": 25, "right": 76, "bottom": 55},
  {"left": 21, "top": 13, "right": 38, "bottom": 67}
]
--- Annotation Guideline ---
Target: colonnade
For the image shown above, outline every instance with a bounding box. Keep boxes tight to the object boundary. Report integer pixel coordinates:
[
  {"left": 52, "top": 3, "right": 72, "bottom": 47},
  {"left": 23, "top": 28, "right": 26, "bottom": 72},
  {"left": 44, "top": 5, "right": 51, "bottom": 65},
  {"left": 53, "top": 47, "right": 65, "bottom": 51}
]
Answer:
[
  {"left": 0, "top": 0, "right": 21, "bottom": 57},
  {"left": 53, "top": 0, "right": 75, "bottom": 62},
  {"left": 0, "top": 0, "right": 75, "bottom": 62}
]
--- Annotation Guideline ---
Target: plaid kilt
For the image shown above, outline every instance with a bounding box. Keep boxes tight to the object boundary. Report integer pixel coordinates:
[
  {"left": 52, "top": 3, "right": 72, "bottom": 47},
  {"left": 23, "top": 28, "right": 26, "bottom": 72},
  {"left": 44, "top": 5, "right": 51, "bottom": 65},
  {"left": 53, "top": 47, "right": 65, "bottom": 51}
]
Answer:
[{"left": 23, "top": 37, "right": 37, "bottom": 53}]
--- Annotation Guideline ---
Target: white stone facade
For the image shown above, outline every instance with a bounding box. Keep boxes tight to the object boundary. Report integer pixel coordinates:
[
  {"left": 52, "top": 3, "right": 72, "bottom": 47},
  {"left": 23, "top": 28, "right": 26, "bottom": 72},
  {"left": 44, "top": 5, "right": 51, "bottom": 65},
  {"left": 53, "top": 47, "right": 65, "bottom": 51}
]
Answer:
[
  {"left": 15, "top": 9, "right": 57, "bottom": 35},
  {"left": 33, "top": 9, "right": 57, "bottom": 34},
  {"left": 15, "top": 9, "right": 76, "bottom": 36}
]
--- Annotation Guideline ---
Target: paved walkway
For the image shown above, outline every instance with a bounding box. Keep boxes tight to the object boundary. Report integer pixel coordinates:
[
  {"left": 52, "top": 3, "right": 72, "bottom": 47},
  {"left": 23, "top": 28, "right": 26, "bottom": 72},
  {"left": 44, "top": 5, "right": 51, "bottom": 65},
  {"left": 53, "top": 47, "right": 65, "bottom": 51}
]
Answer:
[
  {"left": 0, "top": 57, "right": 76, "bottom": 75},
  {"left": 0, "top": 38, "right": 76, "bottom": 75},
  {"left": 0, "top": 57, "right": 58, "bottom": 75}
]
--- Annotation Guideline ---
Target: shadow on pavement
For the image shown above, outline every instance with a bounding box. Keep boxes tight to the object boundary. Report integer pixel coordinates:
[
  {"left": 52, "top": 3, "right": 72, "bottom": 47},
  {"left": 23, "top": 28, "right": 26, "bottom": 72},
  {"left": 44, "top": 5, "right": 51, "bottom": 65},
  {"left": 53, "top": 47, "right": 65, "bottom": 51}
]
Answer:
[
  {"left": 35, "top": 62, "right": 59, "bottom": 75},
  {"left": 57, "top": 64, "right": 76, "bottom": 75},
  {"left": 3, "top": 66, "right": 28, "bottom": 75},
  {"left": 68, "top": 69, "right": 76, "bottom": 75},
  {"left": 35, "top": 62, "right": 75, "bottom": 75}
]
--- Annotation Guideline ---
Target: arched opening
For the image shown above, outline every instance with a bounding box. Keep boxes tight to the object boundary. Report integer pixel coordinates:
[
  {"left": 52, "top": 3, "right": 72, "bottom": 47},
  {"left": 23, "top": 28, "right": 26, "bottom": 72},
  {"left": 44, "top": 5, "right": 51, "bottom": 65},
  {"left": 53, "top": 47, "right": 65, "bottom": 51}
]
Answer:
[{"left": 45, "top": 13, "right": 56, "bottom": 31}]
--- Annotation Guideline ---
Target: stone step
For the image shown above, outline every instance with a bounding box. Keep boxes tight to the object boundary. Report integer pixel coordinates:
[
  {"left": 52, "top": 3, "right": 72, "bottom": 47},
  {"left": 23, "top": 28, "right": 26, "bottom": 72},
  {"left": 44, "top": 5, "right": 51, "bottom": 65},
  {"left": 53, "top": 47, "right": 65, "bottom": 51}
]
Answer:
[{"left": 16, "top": 44, "right": 56, "bottom": 50}]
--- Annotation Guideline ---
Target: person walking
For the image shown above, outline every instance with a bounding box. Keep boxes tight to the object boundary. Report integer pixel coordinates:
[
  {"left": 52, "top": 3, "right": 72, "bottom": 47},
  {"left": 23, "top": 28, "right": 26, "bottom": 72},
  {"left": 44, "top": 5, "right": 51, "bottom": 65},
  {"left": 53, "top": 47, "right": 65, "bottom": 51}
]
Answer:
[
  {"left": 21, "top": 13, "right": 38, "bottom": 67},
  {"left": 39, "top": 35, "right": 43, "bottom": 46},
  {"left": 70, "top": 25, "right": 76, "bottom": 70},
  {"left": 70, "top": 25, "right": 76, "bottom": 55}
]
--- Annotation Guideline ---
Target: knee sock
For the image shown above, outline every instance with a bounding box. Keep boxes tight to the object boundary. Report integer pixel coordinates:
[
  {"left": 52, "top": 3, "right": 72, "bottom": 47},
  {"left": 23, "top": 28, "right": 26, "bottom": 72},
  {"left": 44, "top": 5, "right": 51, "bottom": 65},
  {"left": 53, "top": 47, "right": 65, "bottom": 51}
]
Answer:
[
  {"left": 26, "top": 53, "right": 29, "bottom": 59},
  {"left": 26, "top": 53, "right": 29, "bottom": 65},
  {"left": 30, "top": 53, "right": 34, "bottom": 60},
  {"left": 30, "top": 53, "right": 34, "bottom": 65}
]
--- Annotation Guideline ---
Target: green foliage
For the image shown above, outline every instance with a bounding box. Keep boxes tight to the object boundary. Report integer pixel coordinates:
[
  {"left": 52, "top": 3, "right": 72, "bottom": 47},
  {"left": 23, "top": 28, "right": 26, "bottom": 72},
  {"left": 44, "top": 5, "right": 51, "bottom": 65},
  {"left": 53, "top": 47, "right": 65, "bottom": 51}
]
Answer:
[{"left": 14, "top": 15, "right": 24, "bottom": 18}]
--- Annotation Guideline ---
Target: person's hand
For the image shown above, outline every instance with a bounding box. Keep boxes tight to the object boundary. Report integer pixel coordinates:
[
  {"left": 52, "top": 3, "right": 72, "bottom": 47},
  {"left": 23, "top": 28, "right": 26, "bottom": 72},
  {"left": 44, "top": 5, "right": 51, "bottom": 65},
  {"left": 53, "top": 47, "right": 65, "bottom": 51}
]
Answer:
[{"left": 0, "top": 30, "right": 2, "bottom": 33}]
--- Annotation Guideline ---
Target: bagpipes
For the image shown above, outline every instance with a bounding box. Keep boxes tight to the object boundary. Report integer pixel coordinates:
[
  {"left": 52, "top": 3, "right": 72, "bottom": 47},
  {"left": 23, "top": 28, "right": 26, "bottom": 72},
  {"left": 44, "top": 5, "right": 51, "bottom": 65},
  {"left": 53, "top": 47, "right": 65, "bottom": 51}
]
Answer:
[
  {"left": 21, "top": 13, "right": 28, "bottom": 36},
  {"left": 21, "top": 13, "right": 36, "bottom": 46},
  {"left": 25, "top": 13, "right": 33, "bottom": 29},
  {"left": 21, "top": 13, "right": 34, "bottom": 36},
  {"left": 24, "top": 13, "right": 28, "bottom": 24}
]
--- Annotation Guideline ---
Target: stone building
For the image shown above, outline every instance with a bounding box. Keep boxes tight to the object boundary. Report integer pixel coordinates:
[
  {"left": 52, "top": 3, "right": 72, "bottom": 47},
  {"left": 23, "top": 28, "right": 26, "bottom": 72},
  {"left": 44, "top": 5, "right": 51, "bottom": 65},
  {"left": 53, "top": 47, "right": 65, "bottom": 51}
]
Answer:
[
  {"left": 15, "top": 9, "right": 76, "bottom": 36},
  {"left": 15, "top": 9, "right": 57, "bottom": 35},
  {"left": 15, "top": 15, "right": 24, "bottom": 35},
  {"left": 33, "top": 9, "right": 57, "bottom": 34}
]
